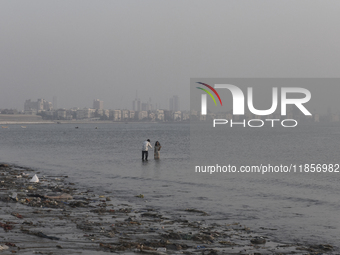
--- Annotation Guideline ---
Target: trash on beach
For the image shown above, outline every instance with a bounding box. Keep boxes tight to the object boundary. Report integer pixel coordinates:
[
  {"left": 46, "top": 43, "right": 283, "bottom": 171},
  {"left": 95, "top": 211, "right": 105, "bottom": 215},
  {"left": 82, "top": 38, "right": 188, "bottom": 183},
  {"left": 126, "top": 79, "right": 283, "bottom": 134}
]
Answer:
[
  {"left": 0, "top": 245, "right": 9, "bottom": 250},
  {"left": 156, "top": 247, "right": 166, "bottom": 252},
  {"left": 10, "top": 192, "right": 18, "bottom": 201},
  {"left": 250, "top": 236, "right": 266, "bottom": 244},
  {"left": 196, "top": 245, "right": 206, "bottom": 249},
  {"left": 45, "top": 193, "right": 73, "bottom": 200},
  {"left": 33, "top": 231, "right": 60, "bottom": 240},
  {"left": 11, "top": 212, "right": 23, "bottom": 219},
  {"left": 0, "top": 222, "right": 13, "bottom": 231},
  {"left": 29, "top": 174, "right": 39, "bottom": 183}
]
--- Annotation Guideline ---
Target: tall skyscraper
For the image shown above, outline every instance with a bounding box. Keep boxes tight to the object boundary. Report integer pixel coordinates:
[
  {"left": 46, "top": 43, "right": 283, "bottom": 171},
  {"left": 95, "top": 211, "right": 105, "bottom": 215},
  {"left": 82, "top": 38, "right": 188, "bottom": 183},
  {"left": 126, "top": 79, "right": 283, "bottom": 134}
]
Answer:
[
  {"left": 169, "top": 98, "right": 173, "bottom": 111},
  {"left": 169, "top": 95, "right": 180, "bottom": 111},
  {"left": 173, "top": 95, "right": 180, "bottom": 111},
  {"left": 133, "top": 99, "right": 141, "bottom": 111},
  {"left": 93, "top": 99, "right": 104, "bottom": 109},
  {"left": 132, "top": 90, "right": 141, "bottom": 111},
  {"left": 53, "top": 96, "right": 57, "bottom": 110}
]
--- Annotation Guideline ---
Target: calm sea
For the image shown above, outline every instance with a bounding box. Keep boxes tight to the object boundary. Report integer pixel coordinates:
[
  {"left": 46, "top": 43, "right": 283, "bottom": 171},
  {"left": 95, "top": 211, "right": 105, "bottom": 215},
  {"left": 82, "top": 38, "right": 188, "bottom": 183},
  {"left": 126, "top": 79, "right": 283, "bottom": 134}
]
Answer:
[{"left": 0, "top": 122, "right": 339, "bottom": 249}]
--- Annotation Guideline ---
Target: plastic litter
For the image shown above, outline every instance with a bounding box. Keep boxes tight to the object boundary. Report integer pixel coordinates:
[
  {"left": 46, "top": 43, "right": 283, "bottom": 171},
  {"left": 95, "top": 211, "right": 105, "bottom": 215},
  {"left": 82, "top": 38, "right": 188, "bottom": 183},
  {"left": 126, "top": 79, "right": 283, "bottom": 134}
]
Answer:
[
  {"left": 30, "top": 174, "right": 39, "bottom": 183},
  {"left": 10, "top": 192, "right": 18, "bottom": 201},
  {"left": 157, "top": 248, "right": 166, "bottom": 252},
  {"left": 196, "top": 245, "right": 206, "bottom": 249},
  {"left": 45, "top": 194, "right": 73, "bottom": 200},
  {"left": 0, "top": 245, "right": 9, "bottom": 250}
]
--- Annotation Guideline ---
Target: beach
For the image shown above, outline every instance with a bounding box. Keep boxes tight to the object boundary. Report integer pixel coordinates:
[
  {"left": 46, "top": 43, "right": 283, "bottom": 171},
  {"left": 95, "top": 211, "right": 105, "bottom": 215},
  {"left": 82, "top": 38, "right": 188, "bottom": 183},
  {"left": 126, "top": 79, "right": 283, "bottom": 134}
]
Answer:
[{"left": 0, "top": 163, "right": 336, "bottom": 254}]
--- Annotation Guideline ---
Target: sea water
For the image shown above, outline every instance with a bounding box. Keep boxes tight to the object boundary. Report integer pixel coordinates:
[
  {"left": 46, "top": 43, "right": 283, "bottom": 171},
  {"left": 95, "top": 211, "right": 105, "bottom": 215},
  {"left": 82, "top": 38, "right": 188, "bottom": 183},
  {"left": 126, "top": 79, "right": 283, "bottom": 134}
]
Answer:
[{"left": 0, "top": 122, "right": 339, "bottom": 249}]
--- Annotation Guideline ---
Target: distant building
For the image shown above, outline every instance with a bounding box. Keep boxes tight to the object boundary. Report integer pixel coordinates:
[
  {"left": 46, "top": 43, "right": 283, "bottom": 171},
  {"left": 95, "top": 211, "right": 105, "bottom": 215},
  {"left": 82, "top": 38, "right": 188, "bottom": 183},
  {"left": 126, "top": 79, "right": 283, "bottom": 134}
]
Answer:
[
  {"left": 110, "top": 110, "right": 121, "bottom": 121},
  {"left": 173, "top": 111, "right": 181, "bottom": 121},
  {"left": 138, "top": 111, "right": 148, "bottom": 120},
  {"left": 95, "top": 109, "right": 109, "bottom": 119},
  {"left": 76, "top": 108, "right": 95, "bottom": 119},
  {"left": 169, "top": 95, "right": 180, "bottom": 111},
  {"left": 121, "top": 110, "right": 129, "bottom": 120},
  {"left": 24, "top": 99, "right": 53, "bottom": 114},
  {"left": 93, "top": 99, "right": 103, "bottom": 110},
  {"left": 132, "top": 99, "right": 141, "bottom": 111},
  {"left": 57, "top": 109, "right": 67, "bottom": 119},
  {"left": 156, "top": 110, "right": 164, "bottom": 121},
  {"left": 0, "top": 109, "right": 18, "bottom": 114},
  {"left": 129, "top": 110, "right": 135, "bottom": 119},
  {"left": 182, "top": 111, "right": 190, "bottom": 121},
  {"left": 53, "top": 96, "right": 57, "bottom": 109}
]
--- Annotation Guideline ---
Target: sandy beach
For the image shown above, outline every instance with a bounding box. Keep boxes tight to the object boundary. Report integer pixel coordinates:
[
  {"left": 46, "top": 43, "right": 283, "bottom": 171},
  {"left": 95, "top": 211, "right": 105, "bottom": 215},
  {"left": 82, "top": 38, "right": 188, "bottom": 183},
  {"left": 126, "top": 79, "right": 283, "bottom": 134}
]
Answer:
[{"left": 0, "top": 163, "right": 336, "bottom": 254}]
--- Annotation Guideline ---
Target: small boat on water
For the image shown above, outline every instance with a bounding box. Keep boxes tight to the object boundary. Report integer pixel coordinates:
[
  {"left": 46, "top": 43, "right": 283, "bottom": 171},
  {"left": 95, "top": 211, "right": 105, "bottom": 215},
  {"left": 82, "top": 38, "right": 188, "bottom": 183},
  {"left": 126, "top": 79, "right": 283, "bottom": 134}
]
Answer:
[
  {"left": 21, "top": 126, "right": 27, "bottom": 129},
  {"left": 1, "top": 126, "right": 8, "bottom": 129}
]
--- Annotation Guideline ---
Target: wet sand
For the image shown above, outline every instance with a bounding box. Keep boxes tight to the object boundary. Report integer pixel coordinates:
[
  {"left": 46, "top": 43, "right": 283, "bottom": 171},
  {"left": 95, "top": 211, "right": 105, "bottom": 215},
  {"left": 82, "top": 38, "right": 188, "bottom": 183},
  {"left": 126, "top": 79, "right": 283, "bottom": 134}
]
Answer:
[{"left": 0, "top": 163, "right": 335, "bottom": 254}]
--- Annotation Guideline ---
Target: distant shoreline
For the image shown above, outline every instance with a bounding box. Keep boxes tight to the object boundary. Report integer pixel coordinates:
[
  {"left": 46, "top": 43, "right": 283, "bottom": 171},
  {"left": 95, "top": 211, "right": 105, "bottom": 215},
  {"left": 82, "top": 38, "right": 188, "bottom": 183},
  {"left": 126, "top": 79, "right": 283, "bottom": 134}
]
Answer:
[
  {"left": 0, "top": 120, "right": 187, "bottom": 125},
  {"left": 0, "top": 114, "right": 188, "bottom": 125}
]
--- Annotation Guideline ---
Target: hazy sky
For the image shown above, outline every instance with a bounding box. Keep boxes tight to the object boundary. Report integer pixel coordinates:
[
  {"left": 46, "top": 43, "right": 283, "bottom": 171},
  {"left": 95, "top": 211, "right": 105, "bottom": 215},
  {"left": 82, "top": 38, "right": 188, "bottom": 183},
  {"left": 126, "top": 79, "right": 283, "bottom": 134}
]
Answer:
[{"left": 1, "top": 1, "right": 340, "bottom": 110}]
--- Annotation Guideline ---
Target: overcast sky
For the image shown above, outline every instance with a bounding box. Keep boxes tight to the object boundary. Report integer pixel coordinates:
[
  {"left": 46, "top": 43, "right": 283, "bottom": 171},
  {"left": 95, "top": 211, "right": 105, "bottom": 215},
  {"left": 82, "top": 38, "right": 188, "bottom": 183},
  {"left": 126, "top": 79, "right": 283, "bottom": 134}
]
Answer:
[{"left": 1, "top": 1, "right": 340, "bottom": 111}]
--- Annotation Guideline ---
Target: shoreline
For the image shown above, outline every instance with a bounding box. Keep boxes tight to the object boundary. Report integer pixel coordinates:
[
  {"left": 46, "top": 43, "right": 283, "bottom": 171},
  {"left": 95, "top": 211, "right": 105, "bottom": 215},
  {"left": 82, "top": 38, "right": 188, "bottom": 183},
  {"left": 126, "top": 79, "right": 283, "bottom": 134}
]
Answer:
[
  {"left": 0, "top": 163, "right": 336, "bottom": 254},
  {"left": 0, "top": 120, "right": 187, "bottom": 125}
]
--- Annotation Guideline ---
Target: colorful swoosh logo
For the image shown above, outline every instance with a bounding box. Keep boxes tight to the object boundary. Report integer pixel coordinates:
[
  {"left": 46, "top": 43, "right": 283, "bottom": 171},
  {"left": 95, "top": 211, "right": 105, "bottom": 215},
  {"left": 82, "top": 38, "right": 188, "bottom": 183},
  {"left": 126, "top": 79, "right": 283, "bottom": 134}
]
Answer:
[{"left": 196, "top": 82, "right": 223, "bottom": 106}]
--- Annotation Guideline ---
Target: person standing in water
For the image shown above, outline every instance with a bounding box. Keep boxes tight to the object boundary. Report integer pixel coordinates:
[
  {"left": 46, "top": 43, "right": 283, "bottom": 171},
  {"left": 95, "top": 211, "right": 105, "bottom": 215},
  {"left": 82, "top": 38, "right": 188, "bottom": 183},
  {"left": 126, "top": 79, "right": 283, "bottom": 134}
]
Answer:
[
  {"left": 142, "top": 139, "right": 152, "bottom": 161},
  {"left": 154, "top": 141, "right": 162, "bottom": 159}
]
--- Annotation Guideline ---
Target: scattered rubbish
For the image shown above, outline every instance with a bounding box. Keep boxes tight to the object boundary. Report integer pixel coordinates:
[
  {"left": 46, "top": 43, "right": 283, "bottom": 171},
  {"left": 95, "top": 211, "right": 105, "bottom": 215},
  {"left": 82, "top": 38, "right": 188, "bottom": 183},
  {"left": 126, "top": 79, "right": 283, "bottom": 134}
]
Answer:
[
  {"left": 5, "top": 242, "right": 16, "bottom": 247},
  {"left": 0, "top": 245, "right": 9, "bottom": 250},
  {"left": 185, "top": 208, "right": 209, "bottom": 216},
  {"left": 219, "top": 241, "right": 237, "bottom": 246},
  {"left": 196, "top": 245, "right": 206, "bottom": 249},
  {"left": 29, "top": 174, "right": 39, "bottom": 183},
  {"left": 33, "top": 231, "right": 60, "bottom": 240},
  {"left": 11, "top": 212, "right": 23, "bottom": 219},
  {"left": 250, "top": 236, "right": 266, "bottom": 245},
  {"left": 10, "top": 192, "right": 18, "bottom": 201},
  {"left": 45, "top": 194, "right": 73, "bottom": 200},
  {"left": 0, "top": 162, "right": 332, "bottom": 254},
  {"left": 0, "top": 222, "right": 13, "bottom": 231}
]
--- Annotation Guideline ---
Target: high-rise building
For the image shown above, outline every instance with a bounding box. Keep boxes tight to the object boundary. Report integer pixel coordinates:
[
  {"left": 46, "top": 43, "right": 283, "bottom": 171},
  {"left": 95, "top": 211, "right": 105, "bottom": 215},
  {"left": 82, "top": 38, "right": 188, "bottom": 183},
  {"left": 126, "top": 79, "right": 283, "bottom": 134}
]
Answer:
[
  {"left": 53, "top": 96, "right": 57, "bottom": 110},
  {"left": 93, "top": 99, "right": 103, "bottom": 110},
  {"left": 169, "top": 95, "right": 180, "bottom": 111},
  {"left": 133, "top": 98, "right": 141, "bottom": 111},
  {"left": 24, "top": 99, "right": 53, "bottom": 113},
  {"left": 173, "top": 95, "right": 180, "bottom": 111},
  {"left": 132, "top": 90, "right": 141, "bottom": 111}
]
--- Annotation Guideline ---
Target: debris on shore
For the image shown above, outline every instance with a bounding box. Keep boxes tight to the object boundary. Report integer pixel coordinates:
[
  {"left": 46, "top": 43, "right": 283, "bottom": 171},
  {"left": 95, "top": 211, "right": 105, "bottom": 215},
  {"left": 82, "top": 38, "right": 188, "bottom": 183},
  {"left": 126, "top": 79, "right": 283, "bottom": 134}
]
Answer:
[{"left": 0, "top": 163, "right": 336, "bottom": 254}]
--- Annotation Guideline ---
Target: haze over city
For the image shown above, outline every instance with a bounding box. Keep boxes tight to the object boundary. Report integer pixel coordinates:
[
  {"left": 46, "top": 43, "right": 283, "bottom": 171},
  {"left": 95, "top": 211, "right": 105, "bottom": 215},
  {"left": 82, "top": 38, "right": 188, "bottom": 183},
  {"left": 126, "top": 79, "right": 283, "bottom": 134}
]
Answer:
[{"left": 1, "top": 1, "right": 340, "bottom": 111}]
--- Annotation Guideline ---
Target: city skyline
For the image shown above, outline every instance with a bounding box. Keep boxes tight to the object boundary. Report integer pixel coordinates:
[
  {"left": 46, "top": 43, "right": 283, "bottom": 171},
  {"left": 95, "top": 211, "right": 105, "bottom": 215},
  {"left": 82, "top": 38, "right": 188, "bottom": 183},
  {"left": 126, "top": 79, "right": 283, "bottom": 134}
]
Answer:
[{"left": 5, "top": 94, "right": 183, "bottom": 112}]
